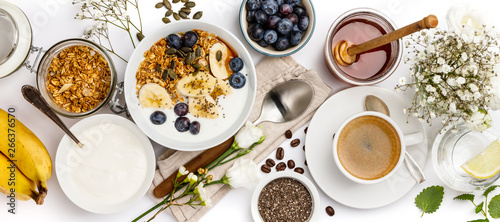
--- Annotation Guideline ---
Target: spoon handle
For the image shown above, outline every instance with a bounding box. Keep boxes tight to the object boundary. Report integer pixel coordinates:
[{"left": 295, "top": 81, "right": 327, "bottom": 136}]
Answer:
[
  {"left": 347, "top": 15, "right": 438, "bottom": 56},
  {"left": 404, "top": 151, "right": 426, "bottom": 183},
  {"left": 21, "top": 85, "right": 84, "bottom": 148}
]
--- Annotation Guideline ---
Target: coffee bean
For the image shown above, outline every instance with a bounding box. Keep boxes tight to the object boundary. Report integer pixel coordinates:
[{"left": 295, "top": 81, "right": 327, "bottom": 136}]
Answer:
[
  {"left": 285, "top": 130, "right": 292, "bottom": 139},
  {"left": 266, "top": 158, "right": 275, "bottom": 167},
  {"left": 287, "top": 159, "right": 295, "bottom": 169},
  {"left": 304, "top": 160, "right": 308, "bottom": 166},
  {"left": 326, "top": 206, "right": 335, "bottom": 216},
  {"left": 304, "top": 127, "right": 308, "bottom": 134},
  {"left": 290, "top": 138, "right": 300, "bottom": 147},
  {"left": 276, "top": 147, "right": 284, "bottom": 160},
  {"left": 276, "top": 162, "right": 286, "bottom": 171},
  {"left": 294, "top": 167, "right": 304, "bottom": 174},
  {"left": 261, "top": 164, "right": 271, "bottom": 173}
]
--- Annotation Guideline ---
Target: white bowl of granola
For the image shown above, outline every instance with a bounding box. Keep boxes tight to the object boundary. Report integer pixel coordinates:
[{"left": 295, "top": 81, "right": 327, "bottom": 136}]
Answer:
[{"left": 124, "top": 21, "right": 257, "bottom": 151}]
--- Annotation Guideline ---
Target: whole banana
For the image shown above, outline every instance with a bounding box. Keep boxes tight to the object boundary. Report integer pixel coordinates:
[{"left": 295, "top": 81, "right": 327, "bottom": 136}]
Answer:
[
  {"left": 0, "top": 108, "right": 52, "bottom": 197},
  {"left": 0, "top": 152, "right": 44, "bottom": 204}
]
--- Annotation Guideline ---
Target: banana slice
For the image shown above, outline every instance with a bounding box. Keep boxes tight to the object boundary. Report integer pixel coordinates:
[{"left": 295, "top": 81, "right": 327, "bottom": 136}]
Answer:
[
  {"left": 139, "top": 83, "right": 173, "bottom": 109},
  {"left": 176, "top": 71, "right": 217, "bottom": 97},
  {"left": 210, "top": 78, "right": 233, "bottom": 100},
  {"left": 209, "top": 42, "right": 231, "bottom": 79},
  {"left": 189, "top": 96, "right": 219, "bottom": 119}
]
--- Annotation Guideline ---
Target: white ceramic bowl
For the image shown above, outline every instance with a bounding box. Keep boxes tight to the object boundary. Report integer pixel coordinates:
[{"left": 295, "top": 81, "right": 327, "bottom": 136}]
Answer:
[
  {"left": 251, "top": 172, "right": 320, "bottom": 221},
  {"left": 332, "top": 111, "right": 406, "bottom": 184},
  {"left": 239, "top": 0, "right": 316, "bottom": 57},
  {"left": 55, "top": 114, "right": 155, "bottom": 214},
  {"left": 124, "top": 21, "right": 257, "bottom": 151}
]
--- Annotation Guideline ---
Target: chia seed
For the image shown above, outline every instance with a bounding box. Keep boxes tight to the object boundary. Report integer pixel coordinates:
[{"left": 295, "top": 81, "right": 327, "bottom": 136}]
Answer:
[{"left": 258, "top": 178, "right": 312, "bottom": 222}]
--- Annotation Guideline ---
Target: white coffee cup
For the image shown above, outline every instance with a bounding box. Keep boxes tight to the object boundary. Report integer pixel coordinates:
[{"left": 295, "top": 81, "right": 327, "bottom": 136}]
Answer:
[{"left": 332, "top": 111, "right": 421, "bottom": 184}]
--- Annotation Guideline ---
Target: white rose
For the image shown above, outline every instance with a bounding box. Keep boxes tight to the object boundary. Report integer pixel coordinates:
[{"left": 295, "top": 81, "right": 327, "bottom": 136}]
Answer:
[
  {"left": 234, "top": 121, "right": 264, "bottom": 149},
  {"left": 488, "top": 76, "right": 500, "bottom": 110},
  {"left": 466, "top": 111, "right": 492, "bottom": 132},
  {"left": 223, "top": 158, "right": 260, "bottom": 190},
  {"left": 446, "top": 3, "right": 491, "bottom": 35}
]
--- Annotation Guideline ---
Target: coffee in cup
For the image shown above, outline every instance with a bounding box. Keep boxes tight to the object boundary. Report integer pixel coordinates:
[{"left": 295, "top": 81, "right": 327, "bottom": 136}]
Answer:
[{"left": 333, "top": 111, "right": 406, "bottom": 184}]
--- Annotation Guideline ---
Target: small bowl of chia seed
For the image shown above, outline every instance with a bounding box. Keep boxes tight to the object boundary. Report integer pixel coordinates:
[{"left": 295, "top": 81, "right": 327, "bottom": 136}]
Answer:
[{"left": 251, "top": 171, "right": 320, "bottom": 222}]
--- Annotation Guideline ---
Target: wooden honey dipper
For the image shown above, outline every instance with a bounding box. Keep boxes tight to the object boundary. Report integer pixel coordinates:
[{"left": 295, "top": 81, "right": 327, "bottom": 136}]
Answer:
[{"left": 334, "top": 15, "right": 438, "bottom": 66}]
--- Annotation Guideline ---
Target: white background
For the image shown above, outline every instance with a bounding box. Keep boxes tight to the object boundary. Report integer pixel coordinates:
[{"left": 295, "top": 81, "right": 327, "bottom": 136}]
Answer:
[{"left": 1, "top": 0, "right": 500, "bottom": 221}]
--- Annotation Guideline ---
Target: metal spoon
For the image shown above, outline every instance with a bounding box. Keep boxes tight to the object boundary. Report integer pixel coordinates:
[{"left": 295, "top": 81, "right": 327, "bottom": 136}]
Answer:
[
  {"left": 365, "top": 95, "right": 426, "bottom": 183},
  {"left": 253, "top": 80, "right": 314, "bottom": 125},
  {"left": 21, "top": 85, "right": 84, "bottom": 148}
]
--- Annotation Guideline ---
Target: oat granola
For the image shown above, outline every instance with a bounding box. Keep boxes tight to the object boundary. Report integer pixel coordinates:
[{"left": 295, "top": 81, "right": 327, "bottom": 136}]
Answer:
[{"left": 46, "top": 45, "right": 112, "bottom": 113}]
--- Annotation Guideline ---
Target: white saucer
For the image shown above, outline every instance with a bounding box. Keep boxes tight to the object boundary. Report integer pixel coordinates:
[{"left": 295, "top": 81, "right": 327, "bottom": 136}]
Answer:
[{"left": 305, "top": 86, "right": 428, "bottom": 209}]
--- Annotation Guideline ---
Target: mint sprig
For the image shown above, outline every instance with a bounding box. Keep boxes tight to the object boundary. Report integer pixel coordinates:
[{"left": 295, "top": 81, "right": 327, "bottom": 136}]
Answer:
[
  {"left": 453, "top": 185, "right": 500, "bottom": 221},
  {"left": 415, "top": 185, "right": 444, "bottom": 217}
]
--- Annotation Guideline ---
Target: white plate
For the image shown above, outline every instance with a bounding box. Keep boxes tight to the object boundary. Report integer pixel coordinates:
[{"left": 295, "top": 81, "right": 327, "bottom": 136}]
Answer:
[
  {"left": 305, "top": 86, "right": 428, "bottom": 209},
  {"left": 124, "top": 21, "right": 257, "bottom": 151},
  {"left": 55, "top": 114, "right": 155, "bottom": 214}
]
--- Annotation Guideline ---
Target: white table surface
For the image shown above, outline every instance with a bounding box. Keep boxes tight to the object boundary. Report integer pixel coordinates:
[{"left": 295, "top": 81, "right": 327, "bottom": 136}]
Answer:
[{"left": 1, "top": 0, "right": 500, "bottom": 221}]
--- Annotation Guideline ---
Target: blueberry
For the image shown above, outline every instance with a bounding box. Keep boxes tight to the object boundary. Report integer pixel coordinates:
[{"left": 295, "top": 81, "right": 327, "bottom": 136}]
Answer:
[
  {"left": 166, "top": 34, "right": 182, "bottom": 49},
  {"left": 248, "top": 23, "right": 265, "bottom": 41},
  {"left": 189, "top": 121, "right": 201, "bottom": 135},
  {"left": 279, "top": 4, "right": 293, "bottom": 15},
  {"left": 261, "top": 0, "right": 278, "bottom": 15},
  {"left": 292, "top": 24, "right": 300, "bottom": 32},
  {"left": 229, "top": 57, "right": 244, "bottom": 72},
  {"left": 254, "top": 10, "right": 268, "bottom": 24},
  {"left": 175, "top": 117, "right": 190, "bottom": 132},
  {"left": 263, "top": 29, "right": 278, "bottom": 44},
  {"left": 247, "top": 10, "right": 256, "bottom": 23},
  {"left": 174, "top": 102, "right": 189, "bottom": 116},
  {"left": 298, "top": 15, "right": 309, "bottom": 31},
  {"left": 287, "top": 13, "right": 299, "bottom": 24},
  {"left": 229, "top": 72, "right": 246, "bottom": 89},
  {"left": 290, "top": 31, "right": 302, "bottom": 46},
  {"left": 150, "top": 111, "right": 167, "bottom": 125},
  {"left": 182, "top": 31, "right": 198, "bottom": 48},
  {"left": 276, "top": 18, "right": 293, "bottom": 35},
  {"left": 257, "top": 39, "right": 269, "bottom": 47},
  {"left": 266, "top": 15, "right": 281, "bottom": 29},
  {"left": 274, "top": 36, "right": 290, "bottom": 51},
  {"left": 246, "top": 0, "right": 261, "bottom": 10},
  {"left": 285, "top": 0, "right": 300, "bottom": 6},
  {"left": 293, "top": 6, "right": 306, "bottom": 17}
]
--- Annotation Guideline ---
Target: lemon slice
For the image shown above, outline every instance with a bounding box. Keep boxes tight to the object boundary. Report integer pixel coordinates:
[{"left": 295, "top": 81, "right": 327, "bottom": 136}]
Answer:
[{"left": 462, "top": 140, "right": 500, "bottom": 179}]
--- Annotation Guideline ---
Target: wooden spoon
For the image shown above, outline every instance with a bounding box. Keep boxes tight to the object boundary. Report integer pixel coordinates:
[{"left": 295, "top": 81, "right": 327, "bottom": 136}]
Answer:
[{"left": 334, "top": 15, "right": 438, "bottom": 66}]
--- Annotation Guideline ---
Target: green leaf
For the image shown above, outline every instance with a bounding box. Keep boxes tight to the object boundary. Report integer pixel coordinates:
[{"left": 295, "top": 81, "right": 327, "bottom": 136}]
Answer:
[
  {"left": 468, "top": 219, "right": 489, "bottom": 222},
  {"left": 484, "top": 185, "right": 500, "bottom": 197},
  {"left": 489, "top": 194, "right": 500, "bottom": 218},
  {"left": 476, "top": 202, "right": 484, "bottom": 214},
  {"left": 415, "top": 185, "right": 444, "bottom": 217},
  {"left": 455, "top": 194, "right": 475, "bottom": 202}
]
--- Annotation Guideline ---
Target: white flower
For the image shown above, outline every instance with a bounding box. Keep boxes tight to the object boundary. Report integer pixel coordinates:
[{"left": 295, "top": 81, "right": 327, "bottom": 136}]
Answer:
[
  {"left": 426, "top": 44, "right": 435, "bottom": 53},
  {"left": 437, "top": 57, "right": 446, "bottom": 65},
  {"left": 425, "top": 85, "right": 436, "bottom": 92},
  {"left": 234, "top": 121, "right": 264, "bottom": 149},
  {"left": 399, "top": 77, "right": 407, "bottom": 85},
  {"left": 223, "top": 158, "right": 259, "bottom": 190},
  {"left": 201, "top": 197, "right": 212, "bottom": 207},
  {"left": 457, "top": 77, "right": 466, "bottom": 85},
  {"left": 93, "top": 11, "right": 103, "bottom": 19},
  {"left": 447, "top": 78, "right": 457, "bottom": 86},
  {"left": 177, "top": 166, "right": 189, "bottom": 177},
  {"left": 432, "top": 75, "right": 442, "bottom": 83},
  {"left": 469, "top": 83, "right": 479, "bottom": 92},
  {"left": 446, "top": 3, "right": 491, "bottom": 35},
  {"left": 427, "top": 96, "right": 436, "bottom": 103},
  {"left": 75, "top": 13, "right": 84, "bottom": 20},
  {"left": 96, "top": 21, "right": 107, "bottom": 30},
  {"left": 183, "top": 172, "right": 198, "bottom": 185},
  {"left": 466, "top": 110, "right": 492, "bottom": 132},
  {"left": 461, "top": 52, "right": 468, "bottom": 61},
  {"left": 194, "top": 182, "right": 208, "bottom": 201}
]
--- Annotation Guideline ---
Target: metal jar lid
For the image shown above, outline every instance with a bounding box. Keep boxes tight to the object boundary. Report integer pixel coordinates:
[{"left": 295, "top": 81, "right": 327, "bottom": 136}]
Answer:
[{"left": 0, "top": 0, "right": 32, "bottom": 78}]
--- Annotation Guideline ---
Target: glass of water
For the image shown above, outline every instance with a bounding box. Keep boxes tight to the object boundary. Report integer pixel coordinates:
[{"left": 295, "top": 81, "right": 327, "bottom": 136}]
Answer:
[{"left": 432, "top": 122, "right": 500, "bottom": 192}]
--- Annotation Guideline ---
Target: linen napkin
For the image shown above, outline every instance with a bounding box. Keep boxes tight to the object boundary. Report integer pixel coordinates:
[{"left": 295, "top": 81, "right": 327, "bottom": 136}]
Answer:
[{"left": 146, "top": 56, "right": 332, "bottom": 221}]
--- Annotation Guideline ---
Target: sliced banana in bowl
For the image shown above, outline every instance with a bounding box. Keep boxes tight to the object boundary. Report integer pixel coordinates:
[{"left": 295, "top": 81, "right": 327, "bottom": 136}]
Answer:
[
  {"left": 189, "top": 96, "right": 219, "bottom": 119},
  {"left": 139, "top": 83, "right": 173, "bottom": 109},
  {"left": 209, "top": 42, "right": 231, "bottom": 79},
  {"left": 176, "top": 71, "right": 217, "bottom": 97}
]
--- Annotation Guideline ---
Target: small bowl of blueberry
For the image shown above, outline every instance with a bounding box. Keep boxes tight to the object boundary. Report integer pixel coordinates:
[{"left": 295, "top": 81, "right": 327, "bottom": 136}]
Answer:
[{"left": 239, "top": 0, "right": 315, "bottom": 57}]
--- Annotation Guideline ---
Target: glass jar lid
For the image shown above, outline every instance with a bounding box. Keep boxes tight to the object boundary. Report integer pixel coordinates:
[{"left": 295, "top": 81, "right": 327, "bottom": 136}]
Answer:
[{"left": 0, "top": 1, "right": 32, "bottom": 78}]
